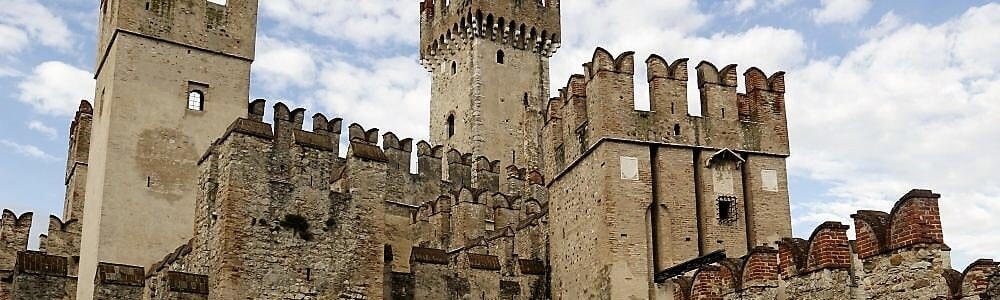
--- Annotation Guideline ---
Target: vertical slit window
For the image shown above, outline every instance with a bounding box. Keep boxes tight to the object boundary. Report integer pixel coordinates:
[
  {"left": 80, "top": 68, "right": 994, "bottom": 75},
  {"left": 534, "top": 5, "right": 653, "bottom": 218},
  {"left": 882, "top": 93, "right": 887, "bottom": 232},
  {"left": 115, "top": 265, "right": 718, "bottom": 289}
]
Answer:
[
  {"left": 497, "top": 50, "right": 505, "bottom": 64},
  {"left": 447, "top": 114, "right": 455, "bottom": 138}
]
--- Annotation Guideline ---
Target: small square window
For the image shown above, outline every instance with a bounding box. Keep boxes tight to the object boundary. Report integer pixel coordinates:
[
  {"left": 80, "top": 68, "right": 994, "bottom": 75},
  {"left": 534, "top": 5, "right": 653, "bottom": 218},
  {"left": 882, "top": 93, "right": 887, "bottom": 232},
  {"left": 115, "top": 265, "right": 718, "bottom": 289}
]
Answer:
[{"left": 717, "top": 196, "right": 738, "bottom": 224}]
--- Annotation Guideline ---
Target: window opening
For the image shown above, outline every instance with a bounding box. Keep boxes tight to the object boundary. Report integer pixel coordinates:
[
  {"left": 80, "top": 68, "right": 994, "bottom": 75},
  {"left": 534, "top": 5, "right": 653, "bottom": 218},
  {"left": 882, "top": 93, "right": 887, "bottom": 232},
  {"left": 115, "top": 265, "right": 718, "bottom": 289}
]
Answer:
[
  {"left": 497, "top": 50, "right": 505, "bottom": 64},
  {"left": 188, "top": 90, "right": 204, "bottom": 111},
  {"left": 447, "top": 114, "right": 456, "bottom": 138},
  {"left": 717, "top": 196, "right": 738, "bottom": 224},
  {"left": 451, "top": 61, "right": 457, "bottom": 74}
]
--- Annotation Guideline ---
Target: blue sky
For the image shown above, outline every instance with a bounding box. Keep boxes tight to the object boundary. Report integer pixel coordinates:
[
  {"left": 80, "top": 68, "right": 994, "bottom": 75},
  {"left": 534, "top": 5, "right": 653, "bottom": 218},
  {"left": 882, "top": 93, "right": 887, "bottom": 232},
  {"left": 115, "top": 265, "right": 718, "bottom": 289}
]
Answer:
[{"left": 0, "top": 0, "right": 997, "bottom": 269}]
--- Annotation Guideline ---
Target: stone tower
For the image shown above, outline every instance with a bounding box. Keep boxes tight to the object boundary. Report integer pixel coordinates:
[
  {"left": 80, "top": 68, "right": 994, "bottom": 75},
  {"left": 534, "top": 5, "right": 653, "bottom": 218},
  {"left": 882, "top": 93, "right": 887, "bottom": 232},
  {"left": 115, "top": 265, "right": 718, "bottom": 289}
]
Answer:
[
  {"left": 420, "top": 0, "right": 561, "bottom": 168},
  {"left": 77, "top": 0, "right": 258, "bottom": 298},
  {"left": 542, "top": 49, "right": 793, "bottom": 298}
]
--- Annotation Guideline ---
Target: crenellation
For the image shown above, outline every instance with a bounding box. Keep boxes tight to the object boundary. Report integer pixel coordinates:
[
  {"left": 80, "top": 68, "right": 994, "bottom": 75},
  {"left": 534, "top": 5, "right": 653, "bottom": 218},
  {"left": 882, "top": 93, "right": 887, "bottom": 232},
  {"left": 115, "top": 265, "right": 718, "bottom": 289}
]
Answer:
[
  {"left": 419, "top": 0, "right": 561, "bottom": 64},
  {"left": 803, "top": 221, "right": 852, "bottom": 273},
  {"left": 672, "top": 189, "right": 999, "bottom": 300},
  {"left": 39, "top": 215, "right": 81, "bottom": 275},
  {"left": 446, "top": 149, "right": 474, "bottom": 189},
  {"left": 0, "top": 210, "right": 33, "bottom": 271},
  {"left": 545, "top": 49, "right": 790, "bottom": 182},
  {"left": 472, "top": 156, "right": 501, "bottom": 193},
  {"left": 6, "top": 2, "right": 993, "bottom": 298},
  {"left": 961, "top": 259, "right": 1000, "bottom": 298}
]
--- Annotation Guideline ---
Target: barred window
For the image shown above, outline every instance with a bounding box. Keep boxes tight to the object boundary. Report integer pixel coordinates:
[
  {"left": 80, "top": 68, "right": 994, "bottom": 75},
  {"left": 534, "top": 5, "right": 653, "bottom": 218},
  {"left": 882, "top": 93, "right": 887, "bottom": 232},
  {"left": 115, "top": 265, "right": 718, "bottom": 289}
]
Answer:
[{"left": 717, "top": 196, "right": 738, "bottom": 224}]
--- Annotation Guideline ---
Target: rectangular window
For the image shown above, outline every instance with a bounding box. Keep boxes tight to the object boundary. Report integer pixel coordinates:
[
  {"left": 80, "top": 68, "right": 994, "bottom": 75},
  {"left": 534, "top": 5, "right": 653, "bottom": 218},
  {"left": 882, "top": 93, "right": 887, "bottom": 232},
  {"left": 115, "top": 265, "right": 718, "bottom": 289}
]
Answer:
[{"left": 717, "top": 196, "right": 738, "bottom": 224}]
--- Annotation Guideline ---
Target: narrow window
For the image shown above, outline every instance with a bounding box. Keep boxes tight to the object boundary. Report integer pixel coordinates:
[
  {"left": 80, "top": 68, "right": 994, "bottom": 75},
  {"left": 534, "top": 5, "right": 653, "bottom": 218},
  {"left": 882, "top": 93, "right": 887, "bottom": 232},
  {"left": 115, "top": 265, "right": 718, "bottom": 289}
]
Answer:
[
  {"left": 673, "top": 124, "right": 681, "bottom": 136},
  {"left": 717, "top": 196, "right": 737, "bottom": 224},
  {"left": 721, "top": 107, "right": 726, "bottom": 118},
  {"left": 187, "top": 90, "right": 204, "bottom": 111},
  {"left": 670, "top": 102, "right": 675, "bottom": 114},
  {"left": 554, "top": 144, "right": 565, "bottom": 169},
  {"left": 446, "top": 114, "right": 455, "bottom": 138},
  {"left": 451, "top": 61, "right": 457, "bottom": 75},
  {"left": 497, "top": 50, "right": 505, "bottom": 64},
  {"left": 523, "top": 93, "right": 529, "bottom": 106}
]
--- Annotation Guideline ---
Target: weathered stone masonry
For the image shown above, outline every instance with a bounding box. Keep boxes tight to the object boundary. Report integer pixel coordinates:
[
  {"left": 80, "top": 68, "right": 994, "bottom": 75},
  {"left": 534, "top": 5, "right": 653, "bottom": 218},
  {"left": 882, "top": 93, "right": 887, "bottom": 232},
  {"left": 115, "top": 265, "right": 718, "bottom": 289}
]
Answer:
[
  {"left": 1, "top": 0, "right": 999, "bottom": 299},
  {"left": 671, "top": 190, "right": 1000, "bottom": 300}
]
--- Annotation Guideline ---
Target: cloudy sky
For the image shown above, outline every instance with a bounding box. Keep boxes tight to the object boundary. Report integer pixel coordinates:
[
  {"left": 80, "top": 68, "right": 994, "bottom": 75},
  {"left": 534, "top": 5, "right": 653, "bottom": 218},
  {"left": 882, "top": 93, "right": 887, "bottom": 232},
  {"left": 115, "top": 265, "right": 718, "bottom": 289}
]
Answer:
[{"left": 0, "top": 0, "right": 997, "bottom": 268}]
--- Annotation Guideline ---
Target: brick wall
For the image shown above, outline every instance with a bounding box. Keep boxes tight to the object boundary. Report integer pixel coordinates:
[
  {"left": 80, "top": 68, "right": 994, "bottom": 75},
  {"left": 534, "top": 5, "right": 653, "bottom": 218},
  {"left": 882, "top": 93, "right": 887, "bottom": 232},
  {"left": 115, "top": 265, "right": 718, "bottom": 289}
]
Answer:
[{"left": 673, "top": 189, "right": 1000, "bottom": 300}]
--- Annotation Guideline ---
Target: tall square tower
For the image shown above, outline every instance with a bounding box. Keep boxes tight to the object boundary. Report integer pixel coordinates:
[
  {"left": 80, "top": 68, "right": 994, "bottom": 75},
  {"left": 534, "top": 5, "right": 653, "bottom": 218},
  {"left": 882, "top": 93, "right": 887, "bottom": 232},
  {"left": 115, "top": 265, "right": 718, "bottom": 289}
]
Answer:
[
  {"left": 78, "top": 0, "right": 258, "bottom": 298},
  {"left": 421, "top": 0, "right": 561, "bottom": 168}
]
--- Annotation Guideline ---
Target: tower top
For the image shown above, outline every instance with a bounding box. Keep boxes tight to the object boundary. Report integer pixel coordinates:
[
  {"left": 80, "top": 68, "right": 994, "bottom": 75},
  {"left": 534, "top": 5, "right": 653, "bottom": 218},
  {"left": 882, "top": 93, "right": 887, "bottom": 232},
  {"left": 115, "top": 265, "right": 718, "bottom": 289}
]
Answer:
[
  {"left": 419, "top": 0, "right": 561, "bottom": 62},
  {"left": 97, "top": 0, "right": 259, "bottom": 72}
]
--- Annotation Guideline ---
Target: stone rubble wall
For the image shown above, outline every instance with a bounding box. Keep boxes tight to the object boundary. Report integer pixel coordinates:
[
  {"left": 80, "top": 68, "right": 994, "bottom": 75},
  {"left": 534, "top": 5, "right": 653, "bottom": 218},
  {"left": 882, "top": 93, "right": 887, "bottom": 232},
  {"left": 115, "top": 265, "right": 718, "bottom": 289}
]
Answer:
[{"left": 128, "top": 100, "right": 553, "bottom": 299}]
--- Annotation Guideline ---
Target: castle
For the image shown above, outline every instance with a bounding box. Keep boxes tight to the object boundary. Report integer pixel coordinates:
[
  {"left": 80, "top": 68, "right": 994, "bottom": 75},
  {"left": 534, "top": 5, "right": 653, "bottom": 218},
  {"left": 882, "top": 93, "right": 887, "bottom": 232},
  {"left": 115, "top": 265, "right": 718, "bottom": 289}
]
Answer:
[{"left": 0, "top": 0, "right": 997, "bottom": 299}]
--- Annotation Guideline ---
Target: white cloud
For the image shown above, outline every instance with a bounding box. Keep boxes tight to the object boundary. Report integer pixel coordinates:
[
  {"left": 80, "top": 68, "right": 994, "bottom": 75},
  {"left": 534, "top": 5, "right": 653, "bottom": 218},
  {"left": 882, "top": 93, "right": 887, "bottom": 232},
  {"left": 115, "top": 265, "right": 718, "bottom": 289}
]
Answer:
[
  {"left": 0, "top": 0, "right": 72, "bottom": 49},
  {"left": 0, "top": 67, "right": 20, "bottom": 77},
  {"left": 725, "top": 0, "right": 795, "bottom": 14},
  {"left": 553, "top": 1, "right": 805, "bottom": 111},
  {"left": 17, "top": 61, "right": 95, "bottom": 117},
  {"left": 788, "top": 3, "right": 1000, "bottom": 266},
  {"left": 253, "top": 36, "right": 320, "bottom": 91},
  {"left": 305, "top": 56, "right": 431, "bottom": 142},
  {"left": 813, "top": 0, "right": 872, "bottom": 24},
  {"left": 27, "top": 121, "right": 57, "bottom": 139},
  {"left": 0, "top": 140, "right": 57, "bottom": 161},
  {"left": 259, "top": 0, "right": 419, "bottom": 46},
  {"left": 0, "top": 24, "right": 29, "bottom": 55},
  {"left": 863, "top": 11, "right": 903, "bottom": 39}
]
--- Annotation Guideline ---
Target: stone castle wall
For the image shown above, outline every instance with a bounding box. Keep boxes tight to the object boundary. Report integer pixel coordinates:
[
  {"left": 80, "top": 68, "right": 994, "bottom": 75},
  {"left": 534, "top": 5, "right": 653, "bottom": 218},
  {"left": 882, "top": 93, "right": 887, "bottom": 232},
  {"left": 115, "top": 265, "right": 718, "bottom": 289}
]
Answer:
[
  {"left": 670, "top": 190, "right": 1000, "bottom": 300},
  {"left": 0, "top": 0, "right": 997, "bottom": 299},
  {"left": 126, "top": 100, "right": 552, "bottom": 299}
]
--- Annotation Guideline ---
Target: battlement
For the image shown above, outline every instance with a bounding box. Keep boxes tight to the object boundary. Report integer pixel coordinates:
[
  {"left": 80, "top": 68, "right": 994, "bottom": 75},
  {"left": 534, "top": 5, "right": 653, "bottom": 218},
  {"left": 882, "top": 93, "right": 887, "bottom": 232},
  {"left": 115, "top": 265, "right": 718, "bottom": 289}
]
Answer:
[
  {"left": 211, "top": 99, "right": 544, "bottom": 200},
  {"left": 0, "top": 210, "right": 33, "bottom": 270},
  {"left": 544, "top": 48, "right": 789, "bottom": 176},
  {"left": 419, "top": 0, "right": 561, "bottom": 64},
  {"left": 38, "top": 215, "right": 82, "bottom": 260},
  {"left": 777, "top": 221, "right": 851, "bottom": 276},
  {"left": 669, "top": 189, "right": 999, "bottom": 300},
  {"left": 851, "top": 189, "right": 946, "bottom": 259}
]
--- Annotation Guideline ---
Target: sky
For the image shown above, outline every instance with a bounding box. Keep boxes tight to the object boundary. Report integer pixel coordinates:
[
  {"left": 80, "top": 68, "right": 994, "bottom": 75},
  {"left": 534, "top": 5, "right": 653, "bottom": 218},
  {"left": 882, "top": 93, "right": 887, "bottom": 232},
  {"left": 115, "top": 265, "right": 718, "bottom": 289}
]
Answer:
[{"left": 0, "top": 0, "right": 997, "bottom": 269}]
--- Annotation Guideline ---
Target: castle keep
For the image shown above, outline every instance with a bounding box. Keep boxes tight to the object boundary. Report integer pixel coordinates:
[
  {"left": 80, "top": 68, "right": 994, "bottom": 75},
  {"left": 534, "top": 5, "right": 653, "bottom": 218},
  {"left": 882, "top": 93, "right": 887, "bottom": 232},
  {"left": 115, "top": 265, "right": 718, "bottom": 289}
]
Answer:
[{"left": 0, "top": 0, "right": 996, "bottom": 299}]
